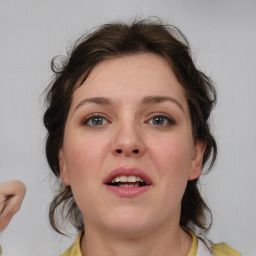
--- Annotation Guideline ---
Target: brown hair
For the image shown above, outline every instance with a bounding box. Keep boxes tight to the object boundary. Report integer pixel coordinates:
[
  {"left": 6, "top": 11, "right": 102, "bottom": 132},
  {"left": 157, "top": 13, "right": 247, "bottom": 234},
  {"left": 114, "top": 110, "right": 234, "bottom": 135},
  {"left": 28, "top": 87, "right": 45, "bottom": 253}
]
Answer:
[{"left": 44, "top": 18, "right": 217, "bottom": 235}]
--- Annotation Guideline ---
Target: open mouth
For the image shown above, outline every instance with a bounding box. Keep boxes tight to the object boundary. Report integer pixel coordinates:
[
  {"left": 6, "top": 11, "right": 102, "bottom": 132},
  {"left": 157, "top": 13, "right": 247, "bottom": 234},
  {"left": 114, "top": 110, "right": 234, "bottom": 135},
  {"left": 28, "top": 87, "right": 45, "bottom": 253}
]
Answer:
[{"left": 107, "top": 175, "right": 148, "bottom": 187}]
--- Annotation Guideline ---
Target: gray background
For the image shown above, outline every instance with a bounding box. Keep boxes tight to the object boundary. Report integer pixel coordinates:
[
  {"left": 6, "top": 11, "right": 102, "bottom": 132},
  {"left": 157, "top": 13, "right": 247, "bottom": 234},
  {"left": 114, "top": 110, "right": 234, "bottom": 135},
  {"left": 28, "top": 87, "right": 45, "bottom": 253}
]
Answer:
[{"left": 0, "top": 0, "right": 255, "bottom": 255}]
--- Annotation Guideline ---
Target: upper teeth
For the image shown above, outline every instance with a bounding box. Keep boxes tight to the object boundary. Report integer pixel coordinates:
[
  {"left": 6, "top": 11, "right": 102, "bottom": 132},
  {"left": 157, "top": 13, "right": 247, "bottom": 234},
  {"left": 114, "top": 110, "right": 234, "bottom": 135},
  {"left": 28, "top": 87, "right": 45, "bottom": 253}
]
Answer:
[{"left": 111, "top": 175, "right": 144, "bottom": 183}]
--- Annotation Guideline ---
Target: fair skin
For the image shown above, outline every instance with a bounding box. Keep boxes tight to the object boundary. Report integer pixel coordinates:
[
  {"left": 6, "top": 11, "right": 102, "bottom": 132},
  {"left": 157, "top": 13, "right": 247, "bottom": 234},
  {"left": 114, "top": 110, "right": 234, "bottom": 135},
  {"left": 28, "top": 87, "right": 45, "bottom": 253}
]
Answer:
[
  {"left": 0, "top": 180, "right": 26, "bottom": 232},
  {"left": 59, "top": 53, "right": 206, "bottom": 256}
]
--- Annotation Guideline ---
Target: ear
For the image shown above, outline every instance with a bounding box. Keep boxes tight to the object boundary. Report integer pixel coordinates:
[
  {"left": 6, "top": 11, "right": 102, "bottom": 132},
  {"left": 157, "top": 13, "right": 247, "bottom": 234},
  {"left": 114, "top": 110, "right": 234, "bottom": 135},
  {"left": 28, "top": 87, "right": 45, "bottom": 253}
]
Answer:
[
  {"left": 188, "top": 141, "right": 206, "bottom": 180},
  {"left": 59, "top": 149, "right": 70, "bottom": 186}
]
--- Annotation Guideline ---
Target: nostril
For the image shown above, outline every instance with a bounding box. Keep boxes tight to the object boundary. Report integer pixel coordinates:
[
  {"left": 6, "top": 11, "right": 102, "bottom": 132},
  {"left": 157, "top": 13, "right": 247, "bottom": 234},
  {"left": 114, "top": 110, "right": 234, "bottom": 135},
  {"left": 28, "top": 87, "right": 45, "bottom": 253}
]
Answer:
[
  {"left": 132, "top": 149, "right": 139, "bottom": 154},
  {"left": 115, "top": 148, "right": 139, "bottom": 154}
]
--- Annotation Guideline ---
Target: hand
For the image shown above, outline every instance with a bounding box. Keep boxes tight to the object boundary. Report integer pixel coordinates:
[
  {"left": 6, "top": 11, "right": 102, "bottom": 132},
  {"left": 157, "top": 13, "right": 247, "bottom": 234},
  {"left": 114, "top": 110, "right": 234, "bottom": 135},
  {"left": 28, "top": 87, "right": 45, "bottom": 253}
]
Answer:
[{"left": 0, "top": 181, "right": 26, "bottom": 232}]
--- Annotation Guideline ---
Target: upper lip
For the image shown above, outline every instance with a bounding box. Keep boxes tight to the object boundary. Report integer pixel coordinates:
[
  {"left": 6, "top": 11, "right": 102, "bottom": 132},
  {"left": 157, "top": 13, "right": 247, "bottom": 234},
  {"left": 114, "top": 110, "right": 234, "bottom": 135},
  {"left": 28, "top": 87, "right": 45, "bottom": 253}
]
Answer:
[{"left": 104, "top": 167, "right": 152, "bottom": 185}]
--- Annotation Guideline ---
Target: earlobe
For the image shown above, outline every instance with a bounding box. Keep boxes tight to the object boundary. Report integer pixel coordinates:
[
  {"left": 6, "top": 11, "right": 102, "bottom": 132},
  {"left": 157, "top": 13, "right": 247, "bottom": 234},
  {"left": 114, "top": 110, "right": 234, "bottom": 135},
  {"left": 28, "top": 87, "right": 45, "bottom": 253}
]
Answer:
[
  {"left": 59, "top": 149, "right": 70, "bottom": 185},
  {"left": 188, "top": 141, "right": 206, "bottom": 180}
]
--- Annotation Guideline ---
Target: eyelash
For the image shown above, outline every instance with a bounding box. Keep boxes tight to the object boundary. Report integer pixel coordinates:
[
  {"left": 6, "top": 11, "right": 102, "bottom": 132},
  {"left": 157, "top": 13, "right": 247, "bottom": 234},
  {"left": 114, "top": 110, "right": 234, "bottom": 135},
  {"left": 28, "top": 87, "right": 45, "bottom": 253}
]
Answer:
[
  {"left": 147, "top": 114, "right": 176, "bottom": 127},
  {"left": 81, "top": 114, "right": 109, "bottom": 127},
  {"left": 81, "top": 113, "right": 176, "bottom": 128}
]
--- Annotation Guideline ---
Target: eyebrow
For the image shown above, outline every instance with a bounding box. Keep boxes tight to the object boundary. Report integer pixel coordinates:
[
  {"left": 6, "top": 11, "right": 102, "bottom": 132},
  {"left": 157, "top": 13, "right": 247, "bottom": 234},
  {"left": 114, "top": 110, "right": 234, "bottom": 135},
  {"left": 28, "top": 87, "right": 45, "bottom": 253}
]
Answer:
[
  {"left": 74, "top": 97, "right": 112, "bottom": 112},
  {"left": 73, "top": 95, "right": 184, "bottom": 113},
  {"left": 141, "top": 96, "right": 184, "bottom": 112}
]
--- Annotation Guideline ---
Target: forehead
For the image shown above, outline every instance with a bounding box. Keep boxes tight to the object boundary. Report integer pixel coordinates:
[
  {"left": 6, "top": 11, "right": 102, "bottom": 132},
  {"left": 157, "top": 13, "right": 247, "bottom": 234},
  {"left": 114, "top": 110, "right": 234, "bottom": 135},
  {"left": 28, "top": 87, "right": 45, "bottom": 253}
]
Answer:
[{"left": 71, "top": 53, "right": 187, "bottom": 109}]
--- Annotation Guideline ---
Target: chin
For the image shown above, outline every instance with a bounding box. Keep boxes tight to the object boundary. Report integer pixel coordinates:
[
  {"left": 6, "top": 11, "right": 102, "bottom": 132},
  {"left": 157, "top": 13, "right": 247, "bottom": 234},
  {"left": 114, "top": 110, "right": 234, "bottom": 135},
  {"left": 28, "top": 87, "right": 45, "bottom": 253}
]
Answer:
[{"left": 101, "top": 207, "right": 153, "bottom": 237}]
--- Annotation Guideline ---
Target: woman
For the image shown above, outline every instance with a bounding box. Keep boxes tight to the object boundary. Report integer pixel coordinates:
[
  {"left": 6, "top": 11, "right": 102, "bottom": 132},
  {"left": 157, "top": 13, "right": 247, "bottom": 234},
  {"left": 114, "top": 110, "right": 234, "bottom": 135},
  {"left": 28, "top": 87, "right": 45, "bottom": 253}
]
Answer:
[{"left": 44, "top": 19, "right": 241, "bottom": 256}]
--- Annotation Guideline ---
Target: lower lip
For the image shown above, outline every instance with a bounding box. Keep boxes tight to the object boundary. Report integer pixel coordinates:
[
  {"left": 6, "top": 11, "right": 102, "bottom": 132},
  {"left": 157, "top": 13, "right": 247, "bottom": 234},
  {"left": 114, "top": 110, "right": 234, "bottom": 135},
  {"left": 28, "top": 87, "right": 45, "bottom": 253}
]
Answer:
[{"left": 104, "top": 185, "right": 151, "bottom": 197}]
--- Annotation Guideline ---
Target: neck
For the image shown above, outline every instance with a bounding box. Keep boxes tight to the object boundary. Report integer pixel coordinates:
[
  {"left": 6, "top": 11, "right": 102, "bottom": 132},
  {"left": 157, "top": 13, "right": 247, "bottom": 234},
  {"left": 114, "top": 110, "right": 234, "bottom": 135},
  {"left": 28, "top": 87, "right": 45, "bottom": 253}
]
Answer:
[{"left": 80, "top": 223, "right": 192, "bottom": 256}]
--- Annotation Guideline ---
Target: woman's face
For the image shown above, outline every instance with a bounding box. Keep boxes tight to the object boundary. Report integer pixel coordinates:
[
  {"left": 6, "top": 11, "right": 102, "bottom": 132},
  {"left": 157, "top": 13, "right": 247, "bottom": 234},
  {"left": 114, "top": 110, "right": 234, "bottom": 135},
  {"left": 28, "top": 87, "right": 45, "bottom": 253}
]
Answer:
[{"left": 59, "top": 53, "right": 205, "bottom": 236}]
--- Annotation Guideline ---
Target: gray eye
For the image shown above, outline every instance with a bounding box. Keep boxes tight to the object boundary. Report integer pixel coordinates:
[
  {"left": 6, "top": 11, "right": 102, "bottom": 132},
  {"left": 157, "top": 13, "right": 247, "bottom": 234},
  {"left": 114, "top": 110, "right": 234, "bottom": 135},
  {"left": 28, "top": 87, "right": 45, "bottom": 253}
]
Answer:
[
  {"left": 91, "top": 117, "right": 104, "bottom": 125},
  {"left": 82, "top": 115, "right": 108, "bottom": 127},
  {"left": 148, "top": 115, "right": 175, "bottom": 127},
  {"left": 152, "top": 116, "right": 166, "bottom": 125}
]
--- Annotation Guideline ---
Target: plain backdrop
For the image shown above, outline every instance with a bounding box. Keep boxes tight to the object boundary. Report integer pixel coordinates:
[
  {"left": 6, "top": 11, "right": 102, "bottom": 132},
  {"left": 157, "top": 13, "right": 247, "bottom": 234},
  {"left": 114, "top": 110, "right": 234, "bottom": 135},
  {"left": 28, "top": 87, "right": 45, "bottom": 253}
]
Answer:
[{"left": 0, "top": 0, "right": 255, "bottom": 255}]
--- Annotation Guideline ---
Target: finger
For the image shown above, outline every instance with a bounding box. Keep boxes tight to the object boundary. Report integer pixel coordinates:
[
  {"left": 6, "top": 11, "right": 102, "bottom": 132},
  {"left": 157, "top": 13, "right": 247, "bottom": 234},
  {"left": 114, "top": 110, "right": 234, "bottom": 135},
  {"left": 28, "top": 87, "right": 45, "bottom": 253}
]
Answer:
[
  {"left": 0, "top": 198, "right": 15, "bottom": 232},
  {"left": 0, "top": 195, "right": 22, "bottom": 218},
  {"left": 0, "top": 193, "right": 24, "bottom": 232},
  {"left": 0, "top": 181, "right": 26, "bottom": 199},
  {"left": 0, "top": 194, "right": 7, "bottom": 213},
  {"left": 0, "top": 212, "right": 11, "bottom": 232},
  {"left": 0, "top": 202, "right": 6, "bottom": 214}
]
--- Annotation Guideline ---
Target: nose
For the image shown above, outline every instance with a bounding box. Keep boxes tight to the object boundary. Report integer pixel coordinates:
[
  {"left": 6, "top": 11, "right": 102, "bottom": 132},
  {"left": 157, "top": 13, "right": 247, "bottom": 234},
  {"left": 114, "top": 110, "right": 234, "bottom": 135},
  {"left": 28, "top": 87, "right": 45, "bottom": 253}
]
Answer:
[{"left": 111, "top": 122, "right": 146, "bottom": 157}]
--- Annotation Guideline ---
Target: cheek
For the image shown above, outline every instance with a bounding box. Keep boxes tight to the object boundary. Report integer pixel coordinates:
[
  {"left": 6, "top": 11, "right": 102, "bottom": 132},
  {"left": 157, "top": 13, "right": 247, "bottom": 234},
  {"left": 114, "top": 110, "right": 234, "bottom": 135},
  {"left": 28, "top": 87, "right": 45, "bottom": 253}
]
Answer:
[
  {"left": 149, "top": 137, "right": 193, "bottom": 215},
  {"left": 150, "top": 136, "right": 193, "bottom": 176},
  {"left": 62, "top": 136, "right": 110, "bottom": 211},
  {"left": 63, "top": 135, "right": 109, "bottom": 183}
]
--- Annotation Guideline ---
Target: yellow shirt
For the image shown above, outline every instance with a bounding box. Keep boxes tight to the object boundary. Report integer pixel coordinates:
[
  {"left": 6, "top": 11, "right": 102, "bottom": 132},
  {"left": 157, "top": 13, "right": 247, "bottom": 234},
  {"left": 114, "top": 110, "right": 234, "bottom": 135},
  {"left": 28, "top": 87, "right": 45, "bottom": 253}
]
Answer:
[{"left": 60, "top": 232, "right": 241, "bottom": 256}]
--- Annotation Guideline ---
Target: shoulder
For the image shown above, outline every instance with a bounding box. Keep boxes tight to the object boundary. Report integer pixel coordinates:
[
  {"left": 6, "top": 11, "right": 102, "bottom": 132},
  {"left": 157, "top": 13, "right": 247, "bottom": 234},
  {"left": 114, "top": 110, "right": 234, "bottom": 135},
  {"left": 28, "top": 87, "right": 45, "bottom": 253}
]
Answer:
[
  {"left": 185, "top": 228, "right": 241, "bottom": 256},
  {"left": 59, "top": 233, "right": 82, "bottom": 256},
  {"left": 212, "top": 242, "right": 241, "bottom": 256},
  {"left": 197, "top": 234, "right": 241, "bottom": 256}
]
